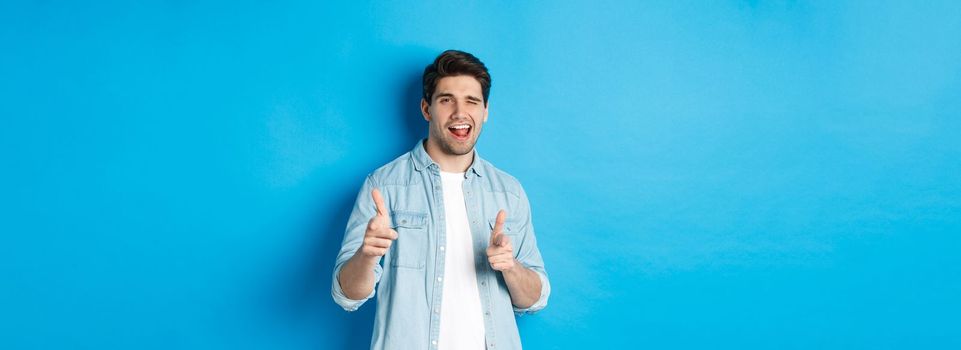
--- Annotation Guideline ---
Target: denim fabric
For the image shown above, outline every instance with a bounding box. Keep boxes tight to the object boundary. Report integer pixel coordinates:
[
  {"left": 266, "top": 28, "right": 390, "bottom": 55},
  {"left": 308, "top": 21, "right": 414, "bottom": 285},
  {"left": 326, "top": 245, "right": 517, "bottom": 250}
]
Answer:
[{"left": 332, "top": 139, "right": 550, "bottom": 350}]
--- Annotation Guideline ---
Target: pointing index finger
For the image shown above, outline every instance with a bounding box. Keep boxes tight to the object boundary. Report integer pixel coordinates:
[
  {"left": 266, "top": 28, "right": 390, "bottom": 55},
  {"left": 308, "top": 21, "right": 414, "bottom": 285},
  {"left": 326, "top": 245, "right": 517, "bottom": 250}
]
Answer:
[
  {"left": 493, "top": 210, "right": 506, "bottom": 233},
  {"left": 491, "top": 209, "right": 506, "bottom": 244},
  {"left": 371, "top": 188, "right": 388, "bottom": 217}
]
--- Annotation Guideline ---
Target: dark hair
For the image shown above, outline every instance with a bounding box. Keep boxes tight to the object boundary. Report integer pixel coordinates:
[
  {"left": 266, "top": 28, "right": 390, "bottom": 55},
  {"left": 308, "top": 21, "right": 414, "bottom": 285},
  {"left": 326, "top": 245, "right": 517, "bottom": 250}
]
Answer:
[{"left": 422, "top": 50, "right": 491, "bottom": 106}]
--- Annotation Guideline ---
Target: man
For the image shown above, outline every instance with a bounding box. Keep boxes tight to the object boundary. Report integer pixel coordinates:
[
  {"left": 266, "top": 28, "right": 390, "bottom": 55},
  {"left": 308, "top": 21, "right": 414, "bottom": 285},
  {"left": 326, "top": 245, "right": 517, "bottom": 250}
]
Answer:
[{"left": 331, "top": 50, "right": 550, "bottom": 350}]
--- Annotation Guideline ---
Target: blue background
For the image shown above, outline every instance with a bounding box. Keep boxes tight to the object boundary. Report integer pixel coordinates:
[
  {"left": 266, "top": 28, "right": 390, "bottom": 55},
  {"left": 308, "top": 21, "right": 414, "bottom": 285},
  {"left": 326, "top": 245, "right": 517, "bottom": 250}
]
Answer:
[{"left": 2, "top": 1, "right": 960, "bottom": 349}]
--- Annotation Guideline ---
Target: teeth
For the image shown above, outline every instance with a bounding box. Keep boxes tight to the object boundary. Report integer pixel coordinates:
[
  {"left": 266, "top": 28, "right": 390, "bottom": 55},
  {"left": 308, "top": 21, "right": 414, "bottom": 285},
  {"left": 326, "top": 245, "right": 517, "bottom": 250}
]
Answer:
[{"left": 450, "top": 124, "right": 470, "bottom": 129}]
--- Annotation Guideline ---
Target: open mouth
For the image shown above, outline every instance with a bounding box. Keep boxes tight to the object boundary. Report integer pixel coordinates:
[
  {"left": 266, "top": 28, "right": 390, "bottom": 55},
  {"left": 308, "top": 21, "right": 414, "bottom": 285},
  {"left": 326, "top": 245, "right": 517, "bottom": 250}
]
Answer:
[{"left": 447, "top": 123, "right": 472, "bottom": 141}]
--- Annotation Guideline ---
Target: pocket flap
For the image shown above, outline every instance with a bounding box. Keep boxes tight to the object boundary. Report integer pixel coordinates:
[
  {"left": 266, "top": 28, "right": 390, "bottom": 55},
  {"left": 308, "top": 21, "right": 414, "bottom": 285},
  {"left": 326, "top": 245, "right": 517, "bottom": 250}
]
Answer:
[
  {"left": 488, "top": 217, "right": 518, "bottom": 232},
  {"left": 391, "top": 211, "right": 427, "bottom": 229}
]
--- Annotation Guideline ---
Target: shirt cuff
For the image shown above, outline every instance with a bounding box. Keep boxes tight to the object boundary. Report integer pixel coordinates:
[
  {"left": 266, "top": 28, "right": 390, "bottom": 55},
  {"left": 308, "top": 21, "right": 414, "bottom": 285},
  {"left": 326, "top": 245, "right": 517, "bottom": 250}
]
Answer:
[{"left": 331, "top": 262, "right": 381, "bottom": 312}]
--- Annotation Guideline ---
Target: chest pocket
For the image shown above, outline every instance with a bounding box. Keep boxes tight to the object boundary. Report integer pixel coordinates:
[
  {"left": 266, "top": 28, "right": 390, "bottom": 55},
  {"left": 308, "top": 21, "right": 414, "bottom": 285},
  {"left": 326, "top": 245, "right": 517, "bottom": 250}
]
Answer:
[
  {"left": 488, "top": 218, "right": 522, "bottom": 254},
  {"left": 390, "top": 211, "right": 428, "bottom": 269}
]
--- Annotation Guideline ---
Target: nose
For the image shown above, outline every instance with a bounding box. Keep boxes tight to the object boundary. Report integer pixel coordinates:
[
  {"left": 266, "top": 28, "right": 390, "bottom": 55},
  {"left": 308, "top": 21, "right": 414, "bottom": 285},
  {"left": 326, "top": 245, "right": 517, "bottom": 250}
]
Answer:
[{"left": 451, "top": 102, "right": 468, "bottom": 119}]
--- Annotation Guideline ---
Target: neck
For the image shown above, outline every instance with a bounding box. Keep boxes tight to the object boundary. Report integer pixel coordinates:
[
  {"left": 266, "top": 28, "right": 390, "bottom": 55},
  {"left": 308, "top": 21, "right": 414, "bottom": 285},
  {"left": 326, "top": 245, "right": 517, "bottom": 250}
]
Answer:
[{"left": 423, "top": 138, "right": 474, "bottom": 173}]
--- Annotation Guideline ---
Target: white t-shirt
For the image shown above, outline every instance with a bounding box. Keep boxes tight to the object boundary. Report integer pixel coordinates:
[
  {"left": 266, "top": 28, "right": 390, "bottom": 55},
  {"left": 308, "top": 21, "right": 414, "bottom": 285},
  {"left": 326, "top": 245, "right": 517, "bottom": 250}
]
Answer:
[{"left": 438, "top": 171, "right": 486, "bottom": 350}]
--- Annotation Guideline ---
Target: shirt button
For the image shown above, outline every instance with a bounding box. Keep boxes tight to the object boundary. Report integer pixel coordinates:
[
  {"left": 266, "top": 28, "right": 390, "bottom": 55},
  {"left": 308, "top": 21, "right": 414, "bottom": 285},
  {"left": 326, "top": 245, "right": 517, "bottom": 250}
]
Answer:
[
  {"left": 439, "top": 246, "right": 445, "bottom": 251},
  {"left": 437, "top": 276, "right": 443, "bottom": 282},
  {"left": 480, "top": 281, "right": 486, "bottom": 286},
  {"left": 432, "top": 340, "right": 437, "bottom": 345},
  {"left": 434, "top": 308, "right": 439, "bottom": 314}
]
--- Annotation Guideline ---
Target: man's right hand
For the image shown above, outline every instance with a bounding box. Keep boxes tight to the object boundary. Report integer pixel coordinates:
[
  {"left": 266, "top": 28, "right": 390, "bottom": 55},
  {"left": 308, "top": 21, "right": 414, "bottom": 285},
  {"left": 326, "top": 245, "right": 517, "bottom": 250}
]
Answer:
[{"left": 357, "top": 188, "right": 398, "bottom": 261}]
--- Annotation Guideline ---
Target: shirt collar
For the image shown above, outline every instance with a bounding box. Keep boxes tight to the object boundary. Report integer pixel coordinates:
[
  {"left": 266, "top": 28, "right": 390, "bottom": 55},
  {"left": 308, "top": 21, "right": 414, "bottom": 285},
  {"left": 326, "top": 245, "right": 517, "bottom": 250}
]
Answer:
[{"left": 411, "top": 139, "right": 485, "bottom": 177}]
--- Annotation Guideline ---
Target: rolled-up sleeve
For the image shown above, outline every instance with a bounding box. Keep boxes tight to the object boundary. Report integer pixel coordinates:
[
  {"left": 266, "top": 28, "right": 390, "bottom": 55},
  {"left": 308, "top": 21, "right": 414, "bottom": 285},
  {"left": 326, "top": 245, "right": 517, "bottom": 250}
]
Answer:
[
  {"left": 331, "top": 175, "right": 383, "bottom": 312},
  {"left": 332, "top": 260, "right": 382, "bottom": 312},
  {"left": 510, "top": 183, "right": 551, "bottom": 315},
  {"left": 512, "top": 265, "right": 550, "bottom": 315}
]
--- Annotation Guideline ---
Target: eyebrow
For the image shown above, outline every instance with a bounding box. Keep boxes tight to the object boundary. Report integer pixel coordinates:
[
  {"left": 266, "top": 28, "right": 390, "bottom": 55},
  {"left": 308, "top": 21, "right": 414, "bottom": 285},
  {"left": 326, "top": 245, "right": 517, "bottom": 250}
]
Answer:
[{"left": 434, "top": 93, "right": 484, "bottom": 103}]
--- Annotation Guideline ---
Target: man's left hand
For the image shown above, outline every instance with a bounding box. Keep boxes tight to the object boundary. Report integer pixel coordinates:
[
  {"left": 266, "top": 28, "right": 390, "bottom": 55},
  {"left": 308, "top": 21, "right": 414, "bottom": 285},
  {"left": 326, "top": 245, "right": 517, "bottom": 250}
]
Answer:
[{"left": 487, "top": 209, "right": 516, "bottom": 272}]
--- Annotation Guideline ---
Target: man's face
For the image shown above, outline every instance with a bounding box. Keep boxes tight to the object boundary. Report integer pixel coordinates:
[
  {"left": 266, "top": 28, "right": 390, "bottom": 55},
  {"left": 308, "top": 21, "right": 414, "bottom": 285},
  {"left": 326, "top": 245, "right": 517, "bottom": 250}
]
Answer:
[{"left": 421, "top": 75, "right": 488, "bottom": 156}]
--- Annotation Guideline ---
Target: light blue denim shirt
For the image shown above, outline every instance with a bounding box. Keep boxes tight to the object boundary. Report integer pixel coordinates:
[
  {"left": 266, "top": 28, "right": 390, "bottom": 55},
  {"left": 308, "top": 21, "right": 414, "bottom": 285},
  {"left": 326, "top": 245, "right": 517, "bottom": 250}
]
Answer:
[{"left": 332, "top": 140, "right": 550, "bottom": 350}]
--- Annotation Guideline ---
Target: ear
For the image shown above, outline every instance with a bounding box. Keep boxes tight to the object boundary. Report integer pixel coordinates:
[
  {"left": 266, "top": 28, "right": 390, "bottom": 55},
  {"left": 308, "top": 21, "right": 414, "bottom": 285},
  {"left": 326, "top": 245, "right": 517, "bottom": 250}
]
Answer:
[
  {"left": 420, "top": 98, "right": 431, "bottom": 122},
  {"left": 483, "top": 102, "right": 489, "bottom": 123}
]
